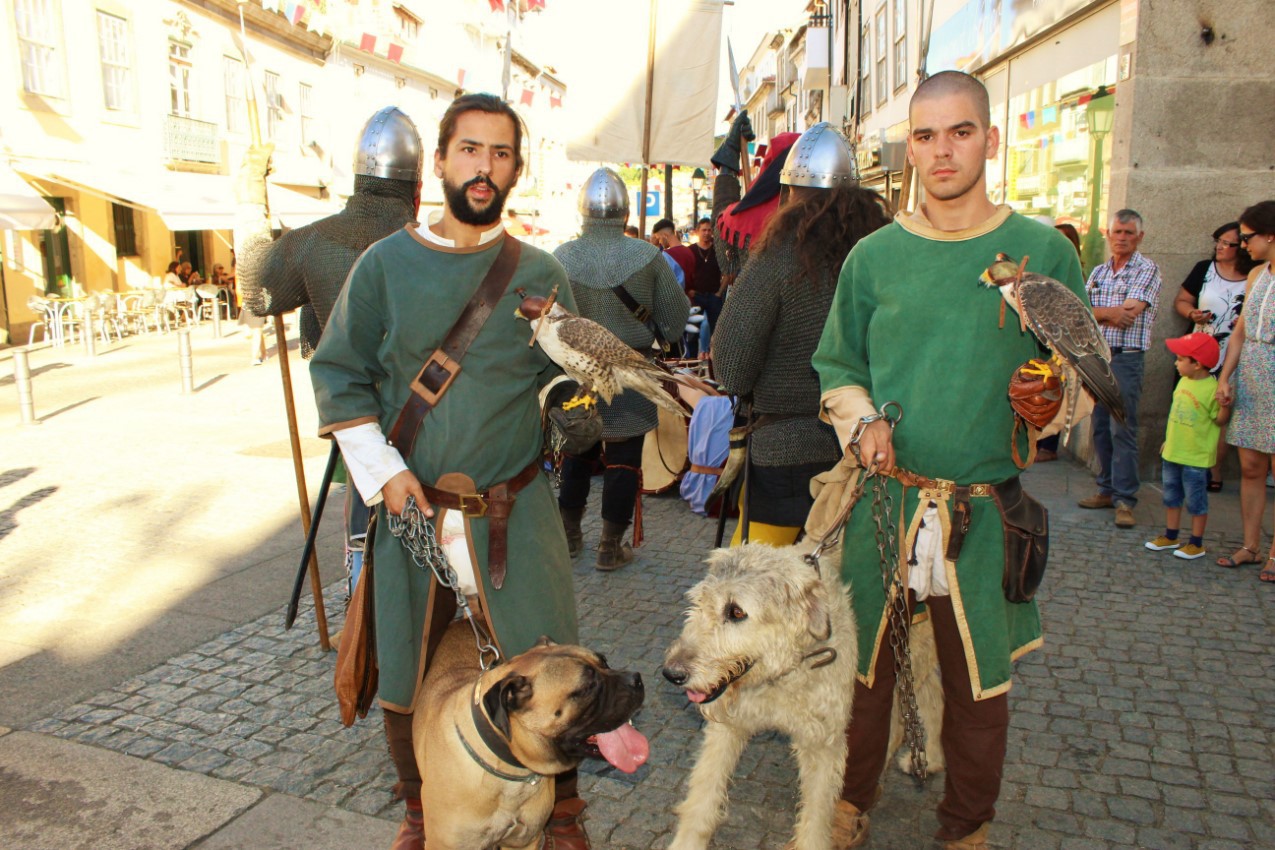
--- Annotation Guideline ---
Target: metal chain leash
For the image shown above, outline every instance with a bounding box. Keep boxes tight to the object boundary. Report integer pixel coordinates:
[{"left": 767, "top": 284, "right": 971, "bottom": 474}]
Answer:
[
  {"left": 387, "top": 496, "right": 501, "bottom": 670},
  {"left": 547, "top": 425, "right": 567, "bottom": 489},
  {"left": 873, "top": 472, "right": 929, "bottom": 784}
]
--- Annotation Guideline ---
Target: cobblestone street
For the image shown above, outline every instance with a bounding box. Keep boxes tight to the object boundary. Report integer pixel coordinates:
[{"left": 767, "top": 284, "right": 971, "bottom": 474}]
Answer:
[
  {"left": 1, "top": 324, "right": 1272, "bottom": 849},
  {"left": 22, "top": 478, "right": 1275, "bottom": 849}
]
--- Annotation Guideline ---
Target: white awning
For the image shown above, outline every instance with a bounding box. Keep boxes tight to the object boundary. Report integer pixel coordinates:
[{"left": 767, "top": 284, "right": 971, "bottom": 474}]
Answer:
[
  {"left": 0, "top": 164, "right": 58, "bottom": 230},
  {"left": 19, "top": 164, "right": 338, "bottom": 231}
]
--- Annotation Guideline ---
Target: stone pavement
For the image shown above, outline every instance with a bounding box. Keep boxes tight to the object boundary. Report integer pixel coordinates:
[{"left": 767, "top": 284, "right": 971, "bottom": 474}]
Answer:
[{"left": 1, "top": 324, "right": 1273, "bottom": 849}]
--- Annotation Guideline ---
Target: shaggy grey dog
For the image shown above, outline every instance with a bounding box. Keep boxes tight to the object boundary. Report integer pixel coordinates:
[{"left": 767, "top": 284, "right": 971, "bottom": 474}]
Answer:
[{"left": 663, "top": 544, "right": 858, "bottom": 850}]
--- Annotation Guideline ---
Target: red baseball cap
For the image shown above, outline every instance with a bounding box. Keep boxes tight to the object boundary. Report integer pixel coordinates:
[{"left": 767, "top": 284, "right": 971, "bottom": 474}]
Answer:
[{"left": 1165, "top": 332, "right": 1220, "bottom": 370}]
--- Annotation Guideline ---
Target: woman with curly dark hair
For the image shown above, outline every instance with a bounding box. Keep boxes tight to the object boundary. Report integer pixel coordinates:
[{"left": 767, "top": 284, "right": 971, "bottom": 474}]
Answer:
[{"left": 712, "top": 120, "right": 893, "bottom": 545}]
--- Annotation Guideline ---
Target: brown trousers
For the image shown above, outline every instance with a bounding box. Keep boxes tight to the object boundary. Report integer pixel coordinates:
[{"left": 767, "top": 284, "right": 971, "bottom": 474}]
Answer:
[
  {"left": 383, "top": 709, "right": 579, "bottom": 803},
  {"left": 840, "top": 593, "right": 1008, "bottom": 840}
]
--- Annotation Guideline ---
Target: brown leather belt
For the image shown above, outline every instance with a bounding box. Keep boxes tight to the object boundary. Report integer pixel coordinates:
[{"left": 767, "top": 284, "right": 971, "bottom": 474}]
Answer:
[
  {"left": 888, "top": 466, "right": 997, "bottom": 562},
  {"left": 690, "top": 463, "right": 725, "bottom": 476},
  {"left": 889, "top": 467, "right": 994, "bottom": 498},
  {"left": 419, "top": 459, "right": 542, "bottom": 590}
]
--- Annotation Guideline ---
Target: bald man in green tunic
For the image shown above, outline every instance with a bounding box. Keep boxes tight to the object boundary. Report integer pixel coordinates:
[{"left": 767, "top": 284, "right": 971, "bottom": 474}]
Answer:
[
  {"left": 812, "top": 73, "right": 1084, "bottom": 850},
  {"left": 311, "top": 95, "right": 592, "bottom": 850}
]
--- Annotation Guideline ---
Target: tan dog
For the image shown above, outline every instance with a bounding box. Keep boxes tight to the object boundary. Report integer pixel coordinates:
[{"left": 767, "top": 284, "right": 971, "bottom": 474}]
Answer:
[{"left": 413, "top": 622, "right": 648, "bottom": 850}]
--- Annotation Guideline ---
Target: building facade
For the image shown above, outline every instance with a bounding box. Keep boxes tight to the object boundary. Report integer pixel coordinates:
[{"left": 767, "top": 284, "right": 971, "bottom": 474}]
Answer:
[
  {"left": 1, "top": 0, "right": 571, "bottom": 346},
  {"left": 810, "top": 0, "right": 1275, "bottom": 472}
]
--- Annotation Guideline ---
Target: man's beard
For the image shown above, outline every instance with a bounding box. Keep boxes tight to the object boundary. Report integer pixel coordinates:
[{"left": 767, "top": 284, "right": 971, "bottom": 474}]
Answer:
[{"left": 443, "top": 175, "right": 511, "bottom": 226}]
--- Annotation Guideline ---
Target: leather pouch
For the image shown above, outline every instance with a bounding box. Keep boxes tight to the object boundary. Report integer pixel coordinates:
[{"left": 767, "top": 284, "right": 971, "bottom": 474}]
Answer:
[
  {"left": 990, "top": 477, "right": 1049, "bottom": 603},
  {"left": 335, "top": 514, "right": 378, "bottom": 726}
]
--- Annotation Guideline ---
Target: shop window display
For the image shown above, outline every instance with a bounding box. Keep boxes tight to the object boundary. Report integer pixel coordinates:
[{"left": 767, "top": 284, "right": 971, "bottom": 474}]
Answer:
[{"left": 999, "top": 55, "right": 1117, "bottom": 248}]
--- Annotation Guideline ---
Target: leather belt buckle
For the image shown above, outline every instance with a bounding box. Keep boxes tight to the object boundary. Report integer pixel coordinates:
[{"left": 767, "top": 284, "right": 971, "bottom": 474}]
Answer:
[
  {"left": 460, "top": 493, "right": 488, "bottom": 518},
  {"left": 411, "top": 348, "right": 461, "bottom": 406},
  {"left": 633, "top": 304, "right": 652, "bottom": 323},
  {"left": 969, "top": 483, "right": 992, "bottom": 497},
  {"left": 934, "top": 477, "right": 956, "bottom": 494}
]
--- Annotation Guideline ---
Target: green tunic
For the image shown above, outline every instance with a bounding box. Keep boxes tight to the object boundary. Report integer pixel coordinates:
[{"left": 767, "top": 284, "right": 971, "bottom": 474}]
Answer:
[
  {"left": 813, "top": 208, "right": 1084, "bottom": 700},
  {"left": 310, "top": 226, "right": 578, "bottom": 712}
]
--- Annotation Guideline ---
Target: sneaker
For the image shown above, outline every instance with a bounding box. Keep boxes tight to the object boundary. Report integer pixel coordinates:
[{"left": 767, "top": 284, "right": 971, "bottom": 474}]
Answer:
[
  {"left": 1078, "top": 493, "right": 1114, "bottom": 509},
  {"left": 1114, "top": 505, "right": 1136, "bottom": 528},
  {"left": 1174, "top": 543, "right": 1207, "bottom": 560},
  {"left": 1145, "top": 536, "right": 1180, "bottom": 551}
]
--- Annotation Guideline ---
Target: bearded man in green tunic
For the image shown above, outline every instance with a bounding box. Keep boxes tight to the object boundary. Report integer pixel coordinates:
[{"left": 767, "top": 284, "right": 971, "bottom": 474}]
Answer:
[
  {"left": 812, "top": 72, "right": 1085, "bottom": 850},
  {"left": 311, "top": 94, "right": 591, "bottom": 850}
]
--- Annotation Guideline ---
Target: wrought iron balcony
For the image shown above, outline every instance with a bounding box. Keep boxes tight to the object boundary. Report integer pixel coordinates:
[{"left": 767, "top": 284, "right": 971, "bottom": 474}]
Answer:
[{"left": 164, "top": 114, "right": 220, "bottom": 165}]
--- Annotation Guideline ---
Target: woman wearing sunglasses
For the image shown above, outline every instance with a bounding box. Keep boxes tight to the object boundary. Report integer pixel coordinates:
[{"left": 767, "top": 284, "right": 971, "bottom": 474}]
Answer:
[
  {"left": 1215, "top": 201, "right": 1275, "bottom": 578},
  {"left": 1173, "top": 222, "right": 1255, "bottom": 490}
]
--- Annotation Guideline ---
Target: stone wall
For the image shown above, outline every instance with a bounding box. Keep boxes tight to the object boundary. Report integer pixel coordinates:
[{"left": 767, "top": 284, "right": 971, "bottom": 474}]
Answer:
[{"left": 1101, "top": 0, "right": 1275, "bottom": 476}]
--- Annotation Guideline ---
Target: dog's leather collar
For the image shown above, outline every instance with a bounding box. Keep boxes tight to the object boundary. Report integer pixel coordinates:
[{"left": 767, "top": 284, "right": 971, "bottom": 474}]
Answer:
[
  {"left": 455, "top": 723, "right": 542, "bottom": 784},
  {"left": 463, "top": 685, "right": 544, "bottom": 783}
]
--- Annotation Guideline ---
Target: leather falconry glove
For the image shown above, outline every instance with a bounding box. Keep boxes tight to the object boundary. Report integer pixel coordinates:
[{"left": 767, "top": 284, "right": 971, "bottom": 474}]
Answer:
[
  {"left": 711, "top": 109, "right": 755, "bottom": 175},
  {"left": 1008, "top": 358, "right": 1064, "bottom": 429}
]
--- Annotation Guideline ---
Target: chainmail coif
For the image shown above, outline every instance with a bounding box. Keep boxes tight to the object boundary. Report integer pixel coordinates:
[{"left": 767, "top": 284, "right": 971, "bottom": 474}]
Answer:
[{"left": 238, "top": 176, "right": 415, "bottom": 357}]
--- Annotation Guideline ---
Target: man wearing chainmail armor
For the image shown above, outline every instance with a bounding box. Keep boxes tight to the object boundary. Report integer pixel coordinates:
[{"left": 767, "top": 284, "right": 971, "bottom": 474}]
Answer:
[
  {"left": 552, "top": 168, "right": 689, "bottom": 570},
  {"left": 237, "top": 106, "right": 423, "bottom": 359},
  {"left": 235, "top": 106, "right": 424, "bottom": 685},
  {"left": 712, "top": 116, "right": 891, "bottom": 547}
]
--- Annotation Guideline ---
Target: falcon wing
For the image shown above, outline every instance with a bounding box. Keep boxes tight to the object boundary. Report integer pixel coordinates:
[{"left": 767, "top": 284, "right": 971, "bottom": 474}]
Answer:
[
  {"left": 554, "top": 315, "right": 687, "bottom": 416},
  {"left": 1018, "top": 274, "right": 1127, "bottom": 424}
]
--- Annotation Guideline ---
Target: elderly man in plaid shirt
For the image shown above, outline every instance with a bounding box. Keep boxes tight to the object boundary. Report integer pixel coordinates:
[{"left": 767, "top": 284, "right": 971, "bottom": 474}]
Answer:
[{"left": 1078, "top": 208, "right": 1162, "bottom": 528}]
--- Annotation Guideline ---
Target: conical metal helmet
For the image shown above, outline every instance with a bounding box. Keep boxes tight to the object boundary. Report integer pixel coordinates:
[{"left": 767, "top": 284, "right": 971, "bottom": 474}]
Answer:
[
  {"left": 353, "top": 106, "right": 423, "bottom": 182},
  {"left": 779, "top": 122, "right": 858, "bottom": 189},
  {"left": 578, "top": 167, "right": 629, "bottom": 220}
]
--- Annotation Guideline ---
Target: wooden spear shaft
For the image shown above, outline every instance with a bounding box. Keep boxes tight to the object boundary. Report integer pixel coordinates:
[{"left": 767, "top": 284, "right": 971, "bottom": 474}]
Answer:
[
  {"left": 236, "top": 1, "right": 329, "bottom": 649},
  {"left": 274, "top": 312, "right": 330, "bottom": 650}
]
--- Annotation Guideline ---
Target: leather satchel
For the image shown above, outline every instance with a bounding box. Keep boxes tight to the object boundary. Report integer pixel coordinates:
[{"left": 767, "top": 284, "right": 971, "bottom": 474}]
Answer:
[
  {"left": 335, "top": 514, "right": 378, "bottom": 726},
  {"left": 990, "top": 477, "right": 1049, "bottom": 603}
]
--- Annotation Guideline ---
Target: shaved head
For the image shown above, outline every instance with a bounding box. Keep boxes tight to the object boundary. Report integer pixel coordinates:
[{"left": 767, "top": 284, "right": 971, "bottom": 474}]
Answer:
[{"left": 910, "top": 71, "right": 991, "bottom": 129}]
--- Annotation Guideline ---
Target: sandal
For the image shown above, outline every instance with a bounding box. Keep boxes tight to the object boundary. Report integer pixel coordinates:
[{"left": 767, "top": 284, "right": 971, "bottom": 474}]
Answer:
[
  {"left": 1207, "top": 479, "right": 1223, "bottom": 492},
  {"left": 1217, "top": 546, "right": 1261, "bottom": 568},
  {"left": 1261, "top": 559, "right": 1275, "bottom": 584}
]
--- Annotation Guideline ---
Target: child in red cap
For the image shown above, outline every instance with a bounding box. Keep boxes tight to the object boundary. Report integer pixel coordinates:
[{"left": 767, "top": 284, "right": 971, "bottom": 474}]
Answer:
[{"left": 1145, "top": 332, "right": 1231, "bottom": 559}]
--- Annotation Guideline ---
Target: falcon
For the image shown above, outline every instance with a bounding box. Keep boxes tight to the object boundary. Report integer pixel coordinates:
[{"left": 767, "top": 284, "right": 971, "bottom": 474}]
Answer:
[
  {"left": 516, "top": 293, "right": 690, "bottom": 418},
  {"left": 981, "top": 254, "right": 1127, "bottom": 424}
]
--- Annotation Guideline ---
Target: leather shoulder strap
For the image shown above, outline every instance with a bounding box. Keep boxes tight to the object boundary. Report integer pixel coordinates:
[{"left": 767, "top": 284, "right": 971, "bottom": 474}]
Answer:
[
  {"left": 388, "top": 236, "right": 523, "bottom": 457},
  {"left": 611, "top": 284, "right": 668, "bottom": 349}
]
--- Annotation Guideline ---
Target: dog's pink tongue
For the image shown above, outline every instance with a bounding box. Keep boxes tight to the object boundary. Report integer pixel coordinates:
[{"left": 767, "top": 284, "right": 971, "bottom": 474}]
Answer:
[
  {"left": 595, "top": 722, "right": 649, "bottom": 774},
  {"left": 687, "top": 691, "right": 709, "bottom": 704}
]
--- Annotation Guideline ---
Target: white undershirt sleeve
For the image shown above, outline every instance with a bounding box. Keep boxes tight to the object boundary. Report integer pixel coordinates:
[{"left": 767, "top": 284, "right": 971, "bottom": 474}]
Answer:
[{"left": 331, "top": 422, "right": 408, "bottom": 507}]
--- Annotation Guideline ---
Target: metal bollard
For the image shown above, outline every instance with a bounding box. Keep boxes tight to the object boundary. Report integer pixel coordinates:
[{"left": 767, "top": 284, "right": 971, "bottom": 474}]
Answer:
[
  {"left": 13, "top": 347, "right": 37, "bottom": 425},
  {"left": 177, "top": 328, "right": 194, "bottom": 394},
  {"left": 82, "top": 312, "right": 96, "bottom": 357}
]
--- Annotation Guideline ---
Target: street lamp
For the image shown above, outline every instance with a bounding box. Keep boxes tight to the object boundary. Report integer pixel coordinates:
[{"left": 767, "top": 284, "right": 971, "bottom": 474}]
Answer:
[
  {"left": 691, "top": 167, "right": 707, "bottom": 225},
  {"left": 1080, "top": 85, "right": 1115, "bottom": 275}
]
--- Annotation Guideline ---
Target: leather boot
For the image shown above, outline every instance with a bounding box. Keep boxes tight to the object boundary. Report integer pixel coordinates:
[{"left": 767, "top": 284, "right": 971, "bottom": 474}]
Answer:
[
  {"left": 595, "top": 520, "right": 634, "bottom": 571},
  {"left": 560, "top": 506, "right": 585, "bottom": 558},
  {"left": 390, "top": 798, "right": 424, "bottom": 850},
  {"left": 941, "top": 823, "right": 990, "bottom": 850},
  {"left": 540, "top": 797, "right": 590, "bottom": 850}
]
